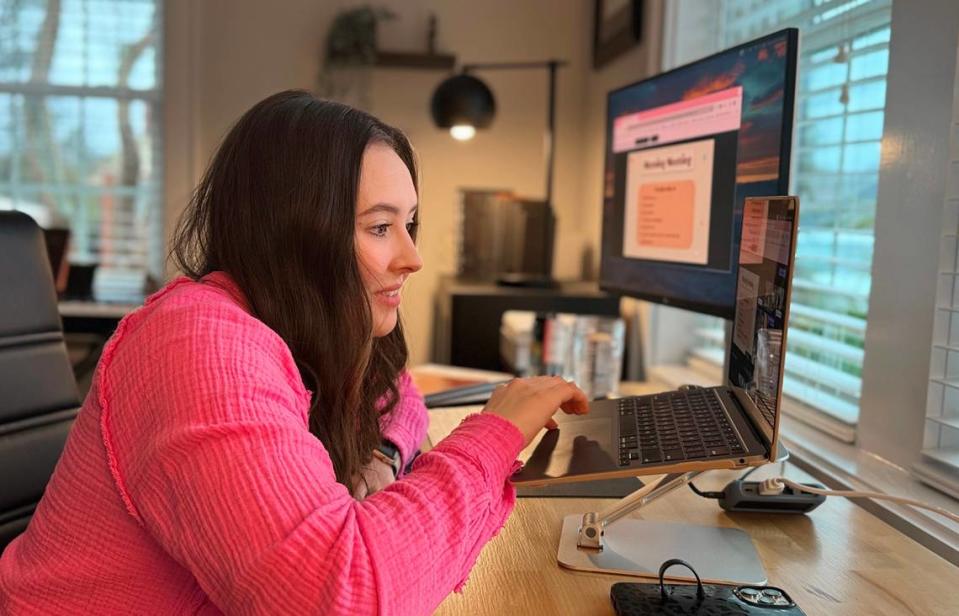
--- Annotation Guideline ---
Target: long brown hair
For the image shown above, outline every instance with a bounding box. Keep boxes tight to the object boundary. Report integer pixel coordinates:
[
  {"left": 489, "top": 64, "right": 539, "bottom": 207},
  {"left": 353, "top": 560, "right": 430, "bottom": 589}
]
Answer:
[{"left": 171, "top": 90, "right": 417, "bottom": 487}]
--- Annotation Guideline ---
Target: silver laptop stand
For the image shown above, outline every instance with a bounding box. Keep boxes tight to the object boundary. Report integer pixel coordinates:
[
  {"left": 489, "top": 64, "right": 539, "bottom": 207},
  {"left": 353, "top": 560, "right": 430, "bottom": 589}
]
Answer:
[{"left": 556, "top": 470, "right": 767, "bottom": 585}]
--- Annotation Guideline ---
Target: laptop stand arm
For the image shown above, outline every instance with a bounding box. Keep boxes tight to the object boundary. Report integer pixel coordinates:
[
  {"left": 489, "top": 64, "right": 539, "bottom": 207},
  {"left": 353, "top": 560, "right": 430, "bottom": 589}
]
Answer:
[{"left": 576, "top": 471, "right": 702, "bottom": 550}]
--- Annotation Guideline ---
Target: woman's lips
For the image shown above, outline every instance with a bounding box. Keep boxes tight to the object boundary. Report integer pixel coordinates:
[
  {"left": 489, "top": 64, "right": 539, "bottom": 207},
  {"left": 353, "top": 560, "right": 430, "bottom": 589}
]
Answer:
[{"left": 375, "top": 287, "right": 401, "bottom": 307}]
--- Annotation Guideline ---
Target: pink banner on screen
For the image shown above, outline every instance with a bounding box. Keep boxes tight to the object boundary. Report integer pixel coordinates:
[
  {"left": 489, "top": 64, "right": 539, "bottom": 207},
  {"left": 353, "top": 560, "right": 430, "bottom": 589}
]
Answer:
[{"left": 613, "top": 86, "right": 743, "bottom": 154}]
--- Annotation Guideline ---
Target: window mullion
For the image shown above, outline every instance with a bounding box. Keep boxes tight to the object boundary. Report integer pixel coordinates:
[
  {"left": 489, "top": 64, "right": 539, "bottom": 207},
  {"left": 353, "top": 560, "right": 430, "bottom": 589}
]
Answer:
[{"left": 0, "top": 82, "right": 160, "bottom": 101}]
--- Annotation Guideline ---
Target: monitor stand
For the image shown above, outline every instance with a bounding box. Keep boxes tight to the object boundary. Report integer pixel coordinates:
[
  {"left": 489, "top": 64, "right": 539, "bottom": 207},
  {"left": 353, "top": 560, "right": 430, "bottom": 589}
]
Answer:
[{"left": 555, "top": 446, "right": 790, "bottom": 585}]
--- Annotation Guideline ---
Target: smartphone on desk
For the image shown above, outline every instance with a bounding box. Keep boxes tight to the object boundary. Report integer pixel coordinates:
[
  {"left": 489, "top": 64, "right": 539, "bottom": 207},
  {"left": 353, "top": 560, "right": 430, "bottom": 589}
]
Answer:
[{"left": 610, "top": 581, "right": 807, "bottom": 616}]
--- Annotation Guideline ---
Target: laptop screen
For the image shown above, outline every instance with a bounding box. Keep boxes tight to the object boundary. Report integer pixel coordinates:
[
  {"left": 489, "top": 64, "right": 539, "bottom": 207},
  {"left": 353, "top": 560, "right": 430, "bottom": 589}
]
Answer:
[{"left": 726, "top": 196, "right": 797, "bottom": 439}]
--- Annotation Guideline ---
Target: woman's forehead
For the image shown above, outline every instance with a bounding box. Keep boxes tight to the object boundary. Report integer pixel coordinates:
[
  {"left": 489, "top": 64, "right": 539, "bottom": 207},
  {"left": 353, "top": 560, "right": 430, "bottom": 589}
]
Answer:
[{"left": 358, "top": 144, "right": 416, "bottom": 209}]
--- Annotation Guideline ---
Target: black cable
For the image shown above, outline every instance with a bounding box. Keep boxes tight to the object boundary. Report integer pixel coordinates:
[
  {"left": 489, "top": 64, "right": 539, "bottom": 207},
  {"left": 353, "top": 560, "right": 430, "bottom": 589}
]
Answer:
[
  {"left": 688, "top": 464, "right": 768, "bottom": 500},
  {"left": 687, "top": 482, "right": 724, "bottom": 499},
  {"left": 739, "top": 464, "right": 762, "bottom": 481}
]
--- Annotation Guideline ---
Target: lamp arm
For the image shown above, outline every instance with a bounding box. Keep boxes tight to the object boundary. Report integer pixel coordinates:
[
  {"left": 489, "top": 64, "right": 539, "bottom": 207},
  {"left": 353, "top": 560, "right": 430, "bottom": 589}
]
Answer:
[
  {"left": 460, "top": 60, "right": 566, "bottom": 206},
  {"left": 545, "top": 60, "right": 557, "bottom": 206}
]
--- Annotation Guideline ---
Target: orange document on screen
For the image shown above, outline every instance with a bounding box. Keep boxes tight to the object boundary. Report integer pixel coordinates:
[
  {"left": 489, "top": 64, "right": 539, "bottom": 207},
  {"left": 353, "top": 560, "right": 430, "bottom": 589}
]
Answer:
[
  {"left": 622, "top": 139, "right": 714, "bottom": 264},
  {"left": 637, "top": 181, "right": 695, "bottom": 249}
]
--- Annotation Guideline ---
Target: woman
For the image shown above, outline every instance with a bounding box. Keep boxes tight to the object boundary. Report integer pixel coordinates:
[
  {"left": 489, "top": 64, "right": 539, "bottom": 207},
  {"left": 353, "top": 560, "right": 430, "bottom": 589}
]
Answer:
[{"left": 0, "top": 90, "right": 588, "bottom": 614}]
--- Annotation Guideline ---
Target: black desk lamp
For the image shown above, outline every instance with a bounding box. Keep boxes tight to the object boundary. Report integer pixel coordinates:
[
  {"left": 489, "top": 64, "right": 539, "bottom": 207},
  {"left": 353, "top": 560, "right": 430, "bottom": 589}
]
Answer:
[
  {"left": 431, "top": 60, "right": 567, "bottom": 287},
  {"left": 431, "top": 60, "right": 566, "bottom": 207}
]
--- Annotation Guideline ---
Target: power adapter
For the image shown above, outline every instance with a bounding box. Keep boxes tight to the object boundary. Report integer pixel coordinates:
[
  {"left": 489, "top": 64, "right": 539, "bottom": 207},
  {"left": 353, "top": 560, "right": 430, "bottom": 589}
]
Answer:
[
  {"left": 716, "top": 479, "right": 826, "bottom": 514},
  {"left": 691, "top": 474, "right": 959, "bottom": 523}
]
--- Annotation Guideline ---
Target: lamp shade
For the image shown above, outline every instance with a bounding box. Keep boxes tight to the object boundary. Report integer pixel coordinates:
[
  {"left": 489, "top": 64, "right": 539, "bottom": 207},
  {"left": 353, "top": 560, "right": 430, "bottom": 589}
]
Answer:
[{"left": 430, "top": 73, "right": 496, "bottom": 129}]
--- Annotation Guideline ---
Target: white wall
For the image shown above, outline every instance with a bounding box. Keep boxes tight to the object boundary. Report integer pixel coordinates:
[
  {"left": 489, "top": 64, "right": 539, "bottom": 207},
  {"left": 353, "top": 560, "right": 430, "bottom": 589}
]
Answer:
[
  {"left": 580, "top": 0, "right": 665, "bottom": 374},
  {"left": 365, "top": 0, "right": 592, "bottom": 365},
  {"left": 163, "top": 0, "right": 663, "bottom": 365}
]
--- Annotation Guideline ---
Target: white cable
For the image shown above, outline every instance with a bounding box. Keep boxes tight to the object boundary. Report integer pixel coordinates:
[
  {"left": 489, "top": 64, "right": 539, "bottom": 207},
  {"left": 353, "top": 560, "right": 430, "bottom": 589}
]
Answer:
[{"left": 760, "top": 477, "right": 959, "bottom": 525}]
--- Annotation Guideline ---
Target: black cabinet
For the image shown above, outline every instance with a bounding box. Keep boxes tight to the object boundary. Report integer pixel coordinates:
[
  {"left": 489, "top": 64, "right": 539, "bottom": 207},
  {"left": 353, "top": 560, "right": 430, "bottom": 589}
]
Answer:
[{"left": 432, "top": 276, "right": 621, "bottom": 372}]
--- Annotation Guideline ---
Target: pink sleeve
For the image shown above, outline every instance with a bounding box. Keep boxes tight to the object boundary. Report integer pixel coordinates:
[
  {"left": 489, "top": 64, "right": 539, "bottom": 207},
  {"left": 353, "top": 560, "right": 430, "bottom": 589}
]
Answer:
[
  {"left": 104, "top": 302, "right": 523, "bottom": 616},
  {"left": 379, "top": 370, "right": 428, "bottom": 475}
]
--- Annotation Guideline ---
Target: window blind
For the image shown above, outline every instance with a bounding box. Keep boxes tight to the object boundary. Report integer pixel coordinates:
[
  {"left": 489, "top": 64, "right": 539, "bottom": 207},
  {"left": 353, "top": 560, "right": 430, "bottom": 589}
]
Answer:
[
  {"left": 0, "top": 0, "right": 162, "bottom": 302},
  {"left": 669, "top": 0, "right": 892, "bottom": 437},
  {"left": 918, "top": 50, "right": 959, "bottom": 494}
]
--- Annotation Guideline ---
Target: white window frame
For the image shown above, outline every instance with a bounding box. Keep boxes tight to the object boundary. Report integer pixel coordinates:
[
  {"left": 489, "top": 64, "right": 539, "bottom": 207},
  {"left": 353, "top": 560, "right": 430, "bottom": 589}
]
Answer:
[{"left": 0, "top": 1, "right": 164, "bottom": 302}]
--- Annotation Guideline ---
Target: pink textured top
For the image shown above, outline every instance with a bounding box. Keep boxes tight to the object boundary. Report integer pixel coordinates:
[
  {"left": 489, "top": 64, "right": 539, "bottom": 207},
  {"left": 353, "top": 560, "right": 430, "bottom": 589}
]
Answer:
[{"left": 0, "top": 272, "right": 524, "bottom": 615}]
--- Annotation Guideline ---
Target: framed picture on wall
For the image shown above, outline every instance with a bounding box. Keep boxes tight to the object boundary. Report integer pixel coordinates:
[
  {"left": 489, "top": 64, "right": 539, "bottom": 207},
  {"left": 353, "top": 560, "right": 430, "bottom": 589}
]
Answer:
[{"left": 593, "top": 0, "right": 644, "bottom": 69}]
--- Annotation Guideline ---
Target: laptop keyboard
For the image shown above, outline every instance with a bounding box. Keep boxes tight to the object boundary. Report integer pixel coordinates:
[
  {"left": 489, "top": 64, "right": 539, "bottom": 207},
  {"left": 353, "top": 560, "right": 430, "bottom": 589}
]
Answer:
[{"left": 617, "top": 388, "right": 747, "bottom": 467}]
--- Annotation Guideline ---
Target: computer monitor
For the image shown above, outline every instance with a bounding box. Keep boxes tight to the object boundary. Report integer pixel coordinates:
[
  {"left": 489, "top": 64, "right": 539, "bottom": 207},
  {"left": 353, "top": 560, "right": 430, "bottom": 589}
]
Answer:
[{"left": 599, "top": 29, "right": 798, "bottom": 318}]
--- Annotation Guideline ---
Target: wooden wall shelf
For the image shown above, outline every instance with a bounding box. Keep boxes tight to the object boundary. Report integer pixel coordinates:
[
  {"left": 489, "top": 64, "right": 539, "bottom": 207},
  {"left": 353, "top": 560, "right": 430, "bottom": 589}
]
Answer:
[{"left": 374, "top": 51, "right": 456, "bottom": 70}]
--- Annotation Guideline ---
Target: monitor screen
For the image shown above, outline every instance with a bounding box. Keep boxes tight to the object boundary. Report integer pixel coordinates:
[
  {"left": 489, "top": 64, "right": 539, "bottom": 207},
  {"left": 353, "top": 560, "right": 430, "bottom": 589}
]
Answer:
[
  {"left": 727, "top": 196, "right": 798, "bottom": 444},
  {"left": 599, "top": 29, "right": 798, "bottom": 318}
]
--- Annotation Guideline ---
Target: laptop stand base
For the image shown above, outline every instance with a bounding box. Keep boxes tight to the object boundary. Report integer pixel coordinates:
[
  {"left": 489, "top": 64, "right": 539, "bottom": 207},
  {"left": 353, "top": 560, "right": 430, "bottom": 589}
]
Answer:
[{"left": 556, "top": 515, "right": 766, "bottom": 585}]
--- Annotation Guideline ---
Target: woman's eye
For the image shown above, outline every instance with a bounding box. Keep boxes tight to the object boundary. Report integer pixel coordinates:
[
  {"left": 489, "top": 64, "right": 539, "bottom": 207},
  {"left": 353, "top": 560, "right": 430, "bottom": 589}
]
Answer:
[
  {"left": 371, "top": 224, "right": 390, "bottom": 237},
  {"left": 406, "top": 221, "right": 419, "bottom": 235}
]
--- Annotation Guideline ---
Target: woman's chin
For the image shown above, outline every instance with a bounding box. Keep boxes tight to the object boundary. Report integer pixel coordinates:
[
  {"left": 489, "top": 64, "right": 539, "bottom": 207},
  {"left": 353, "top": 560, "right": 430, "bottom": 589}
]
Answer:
[{"left": 372, "top": 310, "right": 398, "bottom": 337}]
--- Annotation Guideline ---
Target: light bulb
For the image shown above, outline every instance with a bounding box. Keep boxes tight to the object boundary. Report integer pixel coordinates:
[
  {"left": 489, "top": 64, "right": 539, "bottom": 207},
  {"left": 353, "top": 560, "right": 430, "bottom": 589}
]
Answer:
[{"left": 450, "top": 125, "right": 476, "bottom": 141}]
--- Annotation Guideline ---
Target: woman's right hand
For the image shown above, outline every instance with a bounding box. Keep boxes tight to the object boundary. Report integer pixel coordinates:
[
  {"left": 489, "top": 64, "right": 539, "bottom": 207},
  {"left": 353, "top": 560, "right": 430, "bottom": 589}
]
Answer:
[{"left": 481, "top": 377, "right": 590, "bottom": 446}]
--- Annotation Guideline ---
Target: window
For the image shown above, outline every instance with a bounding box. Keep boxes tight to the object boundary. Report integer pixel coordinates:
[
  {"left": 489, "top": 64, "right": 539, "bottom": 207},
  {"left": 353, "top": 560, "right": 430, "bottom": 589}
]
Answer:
[
  {"left": 662, "top": 0, "right": 892, "bottom": 440},
  {"left": 0, "top": 0, "right": 163, "bottom": 302}
]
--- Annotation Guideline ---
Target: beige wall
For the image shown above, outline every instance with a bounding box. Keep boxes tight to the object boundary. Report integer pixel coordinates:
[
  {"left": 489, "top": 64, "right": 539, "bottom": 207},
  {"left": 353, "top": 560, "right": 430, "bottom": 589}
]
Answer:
[
  {"left": 163, "top": 0, "right": 662, "bottom": 365},
  {"left": 579, "top": 0, "right": 664, "bottom": 359}
]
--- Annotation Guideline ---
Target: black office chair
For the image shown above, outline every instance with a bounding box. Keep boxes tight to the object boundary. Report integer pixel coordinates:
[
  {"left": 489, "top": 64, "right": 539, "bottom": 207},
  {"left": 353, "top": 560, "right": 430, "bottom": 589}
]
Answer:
[{"left": 0, "top": 211, "right": 80, "bottom": 550}]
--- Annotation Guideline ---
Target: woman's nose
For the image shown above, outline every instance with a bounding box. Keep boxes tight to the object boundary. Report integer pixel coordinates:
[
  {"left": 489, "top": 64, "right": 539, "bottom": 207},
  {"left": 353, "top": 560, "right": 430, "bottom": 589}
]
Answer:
[{"left": 395, "top": 233, "right": 423, "bottom": 274}]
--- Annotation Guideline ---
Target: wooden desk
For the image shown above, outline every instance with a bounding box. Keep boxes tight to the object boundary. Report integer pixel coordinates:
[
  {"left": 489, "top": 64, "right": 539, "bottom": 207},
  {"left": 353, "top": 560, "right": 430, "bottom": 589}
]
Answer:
[
  {"left": 413, "top": 374, "right": 959, "bottom": 615},
  {"left": 433, "top": 463, "right": 958, "bottom": 615}
]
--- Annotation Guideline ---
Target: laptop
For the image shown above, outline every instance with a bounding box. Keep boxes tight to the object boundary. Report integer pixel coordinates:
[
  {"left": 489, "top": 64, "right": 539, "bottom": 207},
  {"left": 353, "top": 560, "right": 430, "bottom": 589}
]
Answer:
[{"left": 512, "top": 196, "right": 799, "bottom": 487}]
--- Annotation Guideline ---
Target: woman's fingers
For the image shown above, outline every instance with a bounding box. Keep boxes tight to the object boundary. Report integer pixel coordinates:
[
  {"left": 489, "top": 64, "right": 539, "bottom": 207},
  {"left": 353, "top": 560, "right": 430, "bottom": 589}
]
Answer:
[
  {"left": 481, "top": 376, "right": 591, "bottom": 445},
  {"left": 543, "top": 379, "right": 590, "bottom": 415},
  {"left": 560, "top": 392, "right": 590, "bottom": 414},
  {"left": 541, "top": 382, "right": 587, "bottom": 432}
]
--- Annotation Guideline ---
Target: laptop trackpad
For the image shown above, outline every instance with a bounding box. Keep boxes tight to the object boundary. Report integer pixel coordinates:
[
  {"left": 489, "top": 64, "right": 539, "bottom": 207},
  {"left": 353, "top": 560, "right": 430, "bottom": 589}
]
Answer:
[{"left": 512, "top": 417, "right": 616, "bottom": 483}]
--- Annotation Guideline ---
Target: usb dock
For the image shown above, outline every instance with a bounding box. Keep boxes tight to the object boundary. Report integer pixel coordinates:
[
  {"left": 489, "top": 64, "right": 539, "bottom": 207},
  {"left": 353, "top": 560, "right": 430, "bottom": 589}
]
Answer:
[{"left": 718, "top": 480, "right": 826, "bottom": 514}]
